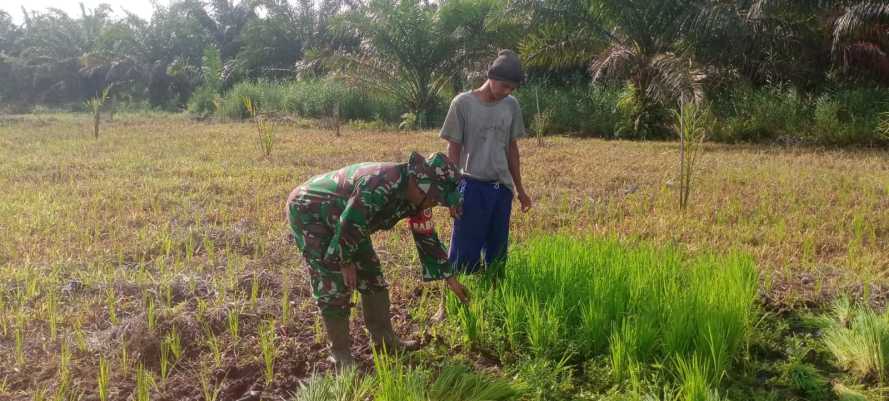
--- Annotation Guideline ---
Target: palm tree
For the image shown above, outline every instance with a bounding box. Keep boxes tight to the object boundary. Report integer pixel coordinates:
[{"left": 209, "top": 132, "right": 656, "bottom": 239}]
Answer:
[
  {"left": 331, "top": 0, "right": 506, "bottom": 127},
  {"left": 832, "top": 2, "right": 889, "bottom": 83},
  {"left": 513, "top": 0, "right": 706, "bottom": 138}
]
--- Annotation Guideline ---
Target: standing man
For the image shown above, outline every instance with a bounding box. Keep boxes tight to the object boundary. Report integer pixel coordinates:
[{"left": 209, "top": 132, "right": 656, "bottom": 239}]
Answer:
[
  {"left": 287, "top": 152, "right": 469, "bottom": 367},
  {"left": 440, "top": 49, "right": 532, "bottom": 281}
]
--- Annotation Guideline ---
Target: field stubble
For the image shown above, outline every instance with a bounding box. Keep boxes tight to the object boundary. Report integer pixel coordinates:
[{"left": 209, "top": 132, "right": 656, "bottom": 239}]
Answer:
[{"left": 0, "top": 114, "right": 887, "bottom": 399}]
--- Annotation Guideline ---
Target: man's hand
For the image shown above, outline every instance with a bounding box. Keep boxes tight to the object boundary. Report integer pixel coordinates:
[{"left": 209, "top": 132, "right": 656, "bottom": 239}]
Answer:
[
  {"left": 341, "top": 264, "right": 357, "bottom": 290},
  {"left": 445, "top": 276, "right": 470, "bottom": 305},
  {"left": 518, "top": 191, "right": 532, "bottom": 212}
]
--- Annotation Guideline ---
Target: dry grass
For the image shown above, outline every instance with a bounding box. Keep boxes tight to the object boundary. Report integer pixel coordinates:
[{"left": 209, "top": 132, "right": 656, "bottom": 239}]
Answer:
[{"left": 0, "top": 113, "right": 887, "bottom": 399}]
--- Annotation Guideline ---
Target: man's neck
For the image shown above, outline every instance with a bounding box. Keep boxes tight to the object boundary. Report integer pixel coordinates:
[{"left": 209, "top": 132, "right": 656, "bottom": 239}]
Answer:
[{"left": 472, "top": 81, "right": 497, "bottom": 103}]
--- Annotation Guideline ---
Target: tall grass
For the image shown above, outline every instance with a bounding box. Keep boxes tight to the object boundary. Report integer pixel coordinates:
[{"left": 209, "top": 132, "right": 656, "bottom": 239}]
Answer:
[
  {"left": 447, "top": 236, "right": 757, "bottom": 392},
  {"left": 216, "top": 80, "right": 401, "bottom": 122}
]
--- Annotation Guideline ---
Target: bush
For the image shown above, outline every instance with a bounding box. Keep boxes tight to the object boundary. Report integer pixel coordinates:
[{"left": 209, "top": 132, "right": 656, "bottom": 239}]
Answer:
[
  {"left": 712, "top": 85, "right": 889, "bottom": 146},
  {"left": 215, "top": 80, "right": 402, "bottom": 122},
  {"left": 514, "top": 82, "right": 622, "bottom": 137}
]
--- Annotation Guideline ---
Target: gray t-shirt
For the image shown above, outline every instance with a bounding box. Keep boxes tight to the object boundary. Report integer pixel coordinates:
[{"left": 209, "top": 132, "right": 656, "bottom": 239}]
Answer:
[{"left": 439, "top": 91, "right": 526, "bottom": 194}]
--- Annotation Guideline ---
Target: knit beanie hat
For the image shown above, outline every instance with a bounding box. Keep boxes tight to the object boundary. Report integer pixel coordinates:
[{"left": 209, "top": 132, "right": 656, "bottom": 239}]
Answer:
[{"left": 487, "top": 49, "right": 525, "bottom": 86}]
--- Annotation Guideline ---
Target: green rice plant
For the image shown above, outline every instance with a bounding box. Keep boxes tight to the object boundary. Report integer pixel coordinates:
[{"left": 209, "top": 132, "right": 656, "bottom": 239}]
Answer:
[
  {"left": 145, "top": 295, "right": 156, "bottom": 332},
  {"left": 821, "top": 298, "right": 889, "bottom": 383},
  {"left": 291, "top": 366, "right": 374, "bottom": 401},
  {"left": 118, "top": 340, "right": 131, "bottom": 377},
  {"left": 427, "top": 363, "right": 520, "bottom": 401},
  {"left": 673, "top": 355, "right": 722, "bottom": 401},
  {"left": 135, "top": 363, "right": 154, "bottom": 401},
  {"left": 14, "top": 323, "right": 25, "bottom": 366},
  {"left": 97, "top": 356, "right": 110, "bottom": 401},
  {"left": 205, "top": 330, "right": 222, "bottom": 367},
  {"left": 259, "top": 320, "right": 277, "bottom": 385},
  {"left": 55, "top": 342, "right": 72, "bottom": 401},
  {"left": 46, "top": 290, "right": 58, "bottom": 340},
  {"left": 199, "top": 361, "right": 224, "bottom": 401},
  {"left": 159, "top": 328, "right": 182, "bottom": 384},
  {"left": 372, "top": 350, "right": 426, "bottom": 401},
  {"left": 250, "top": 270, "right": 260, "bottom": 307},
  {"left": 448, "top": 236, "right": 757, "bottom": 392},
  {"left": 281, "top": 285, "right": 291, "bottom": 324},
  {"left": 227, "top": 305, "right": 240, "bottom": 341},
  {"left": 105, "top": 287, "right": 118, "bottom": 324}
]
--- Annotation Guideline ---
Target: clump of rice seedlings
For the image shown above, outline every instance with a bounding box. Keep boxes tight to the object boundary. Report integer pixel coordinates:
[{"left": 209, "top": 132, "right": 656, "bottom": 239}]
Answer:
[
  {"left": 673, "top": 355, "right": 722, "bottom": 401},
  {"left": 259, "top": 320, "right": 277, "bottom": 384},
  {"left": 820, "top": 298, "right": 889, "bottom": 384},
  {"left": 447, "top": 236, "right": 757, "bottom": 392},
  {"left": 135, "top": 363, "right": 154, "bottom": 401},
  {"left": 373, "top": 350, "right": 426, "bottom": 401},
  {"left": 427, "top": 363, "right": 520, "bottom": 401},
  {"left": 292, "top": 367, "right": 373, "bottom": 401}
]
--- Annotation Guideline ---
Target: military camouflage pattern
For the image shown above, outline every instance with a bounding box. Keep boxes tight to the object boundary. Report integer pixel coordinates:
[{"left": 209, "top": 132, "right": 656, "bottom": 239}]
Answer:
[{"left": 287, "top": 152, "right": 459, "bottom": 316}]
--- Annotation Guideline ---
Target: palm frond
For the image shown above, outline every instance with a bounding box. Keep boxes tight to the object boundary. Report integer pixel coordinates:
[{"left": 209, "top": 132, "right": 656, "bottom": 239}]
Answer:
[{"left": 647, "top": 52, "right": 706, "bottom": 106}]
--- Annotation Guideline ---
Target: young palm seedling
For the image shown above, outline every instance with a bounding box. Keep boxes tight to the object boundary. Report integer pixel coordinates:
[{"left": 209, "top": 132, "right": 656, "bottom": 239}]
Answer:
[
  {"left": 85, "top": 87, "right": 111, "bottom": 139},
  {"left": 243, "top": 97, "right": 274, "bottom": 158},
  {"left": 673, "top": 101, "right": 711, "bottom": 211}
]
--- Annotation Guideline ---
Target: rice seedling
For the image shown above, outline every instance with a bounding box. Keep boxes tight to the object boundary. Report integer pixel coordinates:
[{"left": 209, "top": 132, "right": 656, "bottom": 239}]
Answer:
[
  {"left": 135, "top": 363, "right": 154, "bottom": 401},
  {"left": 372, "top": 350, "right": 426, "bottom": 401},
  {"left": 14, "top": 310, "right": 26, "bottom": 366},
  {"left": 259, "top": 320, "right": 277, "bottom": 384},
  {"left": 105, "top": 287, "right": 118, "bottom": 325},
  {"left": 250, "top": 271, "right": 260, "bottom": 307},
  {"left": 227, "top": 305, "right": 240, "bottom": 341},
  {"left": 291, "top": 367, "right": 374, "bottom": 401},
  {"left": 199, "top": 361, "right": 224, "bottom": 401},
  {"left": 55, "top": 342, "right": 72, "bottom": 401},
  {"left": 281, "top": 285, "right": 291, "bottom": 324},
  {"left": 46, "top": 290, "right": 58, "bottom": 340},
  {"left": 205, "top": 329, "right": 223, "bottom": 367},
  {"left": 427, "top": 363, "right": 520, "bottom": 401},
  {"left": 97, "top": 356, "right": 110, "bottom": 401},
  {"left": 145, "top": 295, "right": 157, "bottom": 332},
  {"left": 820, "top": 298, "right": 889, "bottom": 383},
  {"left": 160, "top": 328, "right": 182, "bottom": 384}
]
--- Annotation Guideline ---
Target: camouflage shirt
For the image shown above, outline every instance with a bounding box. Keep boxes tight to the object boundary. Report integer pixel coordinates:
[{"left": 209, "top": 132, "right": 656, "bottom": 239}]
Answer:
[{"left": 287, "top": 162, "right": 452, "bottom": 281}]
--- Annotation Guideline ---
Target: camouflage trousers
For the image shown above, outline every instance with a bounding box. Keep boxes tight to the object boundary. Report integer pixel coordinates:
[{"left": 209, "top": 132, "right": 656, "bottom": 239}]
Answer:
[{"left": 287, "top": 200, "right": 387, "bottom": 318}]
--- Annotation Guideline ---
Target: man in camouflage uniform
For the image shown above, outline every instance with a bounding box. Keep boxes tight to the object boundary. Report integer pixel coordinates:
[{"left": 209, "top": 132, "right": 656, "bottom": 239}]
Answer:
[{"left": 286, "top": 151, "right": 469, "bottom": 367}]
